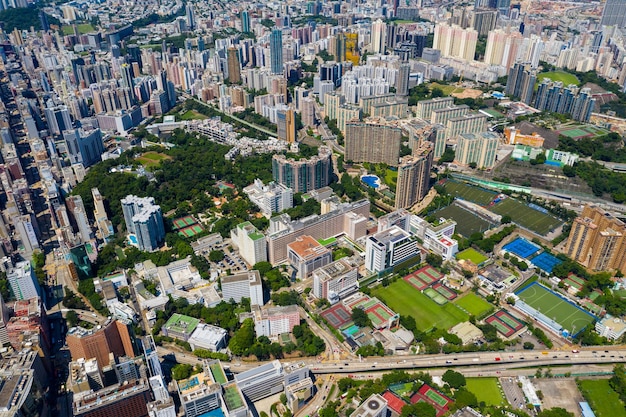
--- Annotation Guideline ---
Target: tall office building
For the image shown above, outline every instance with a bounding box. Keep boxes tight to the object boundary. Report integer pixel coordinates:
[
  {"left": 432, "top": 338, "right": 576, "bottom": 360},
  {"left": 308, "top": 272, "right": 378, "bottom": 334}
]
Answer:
[
  {"left": 73, "top": 379, "right": 152, "bottom": 417},
  {"left": 276, "top": 108, "right": 296, "bottom": 143},
  {"left": 227, "top": 47, "right": 241, "bottom": 84},
  {"left": 396, "top": 62, "right": 410, "bottom": 96},
  {"left": 564, "top": 205, "right": 626, "bottom": 274},
  {"left": 241, "top": 10, "right": 250, "bottom": 32},
  {"left": 63, "top": 128, "right": 105, "bottom": 167},
  {"left": 601, "top": 0, "right": 626, "bottom": 27},
  {"left": 66, "top": 195, "right": 93, "bottom": 242},
  {"left": 505, "top": 62, "right": 536, "bottom": 104},
  {"left": 121, "top": 195, "right": 165, "bottom": 252},
  {"left": 230, "top": 221, "right": 268, "bottom": 266},
  {"left": 370, "top": 19, "right": 386, "bottom": 54},
  {"left": 395, "top": 144, "right": 433, "bottom": 209},
  {"left": 44, "top": 105, "right": 73, "bottom": 136},
  {"left": 186, "top": 3, "right": 196, "bottom": 30},
  {"left": 272, "top": 146, "right": 333, "bottom": 193},
  {"left": 365, "top": 226, "right": 419, "bottom": 273},
  {"left": 7, "top": 261, "right": 41, "bottom": 301},
  {"left": 345, "top": 120, "right": 402, "bottom": 166},
  {"left": 270, "top": 28, "right": 283, "bottom": 75},
  {"left": 454, "top": 131, "right": 500, "bottom": 169}
]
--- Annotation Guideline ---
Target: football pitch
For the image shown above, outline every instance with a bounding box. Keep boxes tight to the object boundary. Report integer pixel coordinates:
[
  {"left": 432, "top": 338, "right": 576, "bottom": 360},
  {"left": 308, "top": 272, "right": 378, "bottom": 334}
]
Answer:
[
  {"left": 490, "top": 198, "right": 562, "bottom": 235},
  {"left": 373, "top": 280, "right": 468, "bottom": 332},
  {"left": 456, "top": 248, "right": 488, "bottom": 264},
  {"left": 454, "top": 293, "right": 493, "bottom": 317},
  {"left": 434, "top": 204, "right": 496, "bottom": 237},
  {"left": 516, "top": 283, "right": 595, "bottom": 334},
  {"left": 442, "top": 180, "right": 496, "bottom": 206}
]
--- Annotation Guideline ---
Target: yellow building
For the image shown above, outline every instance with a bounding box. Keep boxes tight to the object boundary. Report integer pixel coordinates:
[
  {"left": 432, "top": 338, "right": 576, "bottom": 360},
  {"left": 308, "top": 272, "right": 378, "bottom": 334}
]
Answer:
[{"left": 504, "top": 126, "right": 545, "bottom": 148}]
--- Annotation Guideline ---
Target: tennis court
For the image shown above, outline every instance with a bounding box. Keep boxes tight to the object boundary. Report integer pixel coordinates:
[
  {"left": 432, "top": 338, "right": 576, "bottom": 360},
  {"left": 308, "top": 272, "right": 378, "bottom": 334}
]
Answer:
[
  {"left": 173, "top": 215, "right": 196, "bottom": 229},
  {"left": 424, "top": 287, "right": 448, "bottom": 305},
  {"left": 426, "top": 390, "right": 449, "bottom": 407},
  {"left": 485, "top": 310, "right": 524, "bottom": 338},
  {"left": 530, "top": 252, "right": 562, "bottom": 273},
  {"left": 404, "top": 274, "right": 430, "bottom": 290},
  {"left": 410, "top": 385, "right": 453, "bottom": 417},
  {"left": 503, "top": 237, "right": 541, "bottom": 259},
  {"left": 516, "top": 282, "right": 595, "bottom": 334},
  {"left": 321, "top": 304, "right": 353, "bottom": 329},
  {"left": 223, "top": 384, "right": 244, "bottom": 410},
  {"left": 433, "top": 283, "right": 457, "bottom": 301}
]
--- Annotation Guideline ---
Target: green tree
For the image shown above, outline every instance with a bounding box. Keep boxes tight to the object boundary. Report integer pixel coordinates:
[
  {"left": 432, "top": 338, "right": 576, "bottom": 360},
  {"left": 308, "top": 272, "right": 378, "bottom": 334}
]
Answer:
[
  {"left": 523, "top": 342, "right": 535, "bottom": 350},
  {"left": 209, "top": 250, "right": 225, "bottom": 262},
  {"left": 442, "top": 369, "right": 466, "bottom": 389},
  {"left": 66, "top": 310, "right": 79, "bottom": 327},
  {"left": 537, "top": 408, "right": 574, "bottom": 417},
  {"left": 401, "top": 402, "right": 436, "bottom": 417},
  {"left": 454, "top": 388, "right": 478, "bottom": 408},
  {"left": 171, "top": 363, "right": 193, "bottom": 380},
  {"left": 351, "top": 308, "right": 372, "bottom": 328},
  {"left": 229, "top": 318, "right": 255, "bottom": 356}
]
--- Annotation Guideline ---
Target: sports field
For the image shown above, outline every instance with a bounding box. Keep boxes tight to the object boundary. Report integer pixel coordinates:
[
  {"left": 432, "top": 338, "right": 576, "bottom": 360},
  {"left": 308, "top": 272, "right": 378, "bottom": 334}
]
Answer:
[
  {"left": 456, "top": 248, "right": 488, "bottom": 264},
  {"left": 442, "top": 180, "right": 496, "bottom": 206},
  {"left": 557, "top": 124, "right": 610, "bottom": 140},
  {"left": 490, "top": 198, "right": 562, "bottom": 235},
  {"left": 373, "top": 280, "right": 468, "bottom": 331},
  {"left": 136, "top": 151, "right": 172, "bottom": 168},
  {"left": 425, "top": 287, "right": 448, "bottom": 305},
  {"left": 537, "top": 71, "right": 580, "bottom": 86},
  {"left": 435, "top": 204, "right": 496, "bottom": 237},
  {"left": 454, "top": 293, "right": 493, "bottom": 317},
  {"left": 466, "top": 378, "right": 505, "bottom": 406},
  {"left": 516, "top": 283, "right": 595, "bottom": 333},
  {"left": 180, "top": 109, "right": 208, "bottom": 120},
  {"left": 578, "top": 379, "right": 626, "bottom": 417}
]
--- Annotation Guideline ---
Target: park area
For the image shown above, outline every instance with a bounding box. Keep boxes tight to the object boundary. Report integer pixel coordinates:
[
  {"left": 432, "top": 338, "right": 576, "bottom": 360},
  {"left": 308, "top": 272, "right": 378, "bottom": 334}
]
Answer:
[
  {"left": 578, "top": 379, "right": 626, "bottom": 417},
  {"left": 453, "top": 293, "right": 493, "bottom": 317},
  {"left": 180, "top": 109, "right": 208, "bottom": 120},
  {"left": 62, "top": 23, "right": 95, "bottom": 35},
  {"left": 516, "top": 283, "right": 595, "bottom": 334},
  {"left": 136, "top": 151, "right": 172, "bottom": 168},
  {"left": 466, "top": 378, "right": 505, "bottom": 406},
  {"left": 373, "top": 280, "right": 468, "bottom": 332},
  {"left": 456, "top": 248, "right": 488, "bottom": 265},
  {"left": 490, "top": 198, "right": 562, "bottom": 235},
  {"left": 537, "top": 71, "right": 580, "bottom": 86},
  {"left": 435, "top": 204, "right": 497, "bottom": 237}
]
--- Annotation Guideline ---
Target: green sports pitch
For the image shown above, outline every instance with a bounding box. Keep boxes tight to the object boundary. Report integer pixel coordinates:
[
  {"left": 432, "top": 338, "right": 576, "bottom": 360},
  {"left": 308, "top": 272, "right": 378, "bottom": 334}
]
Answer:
[
  {"left": 537, "top": 71, "right": 580, "bottom": 86},
  {"left": 516, "top": 283, "right": 595, "bottom": 334},
  {"left": 442, "top": 180, "right": 496, "bottom": 206},
  {"left": 489, "top": 198, "right": 562, "bottom": 236},
  {"left": 372, "top": 280, "right": 468, "bottom": 332},
  {"left": 456, "top": 248, "right": 488, "bottom": 264}
]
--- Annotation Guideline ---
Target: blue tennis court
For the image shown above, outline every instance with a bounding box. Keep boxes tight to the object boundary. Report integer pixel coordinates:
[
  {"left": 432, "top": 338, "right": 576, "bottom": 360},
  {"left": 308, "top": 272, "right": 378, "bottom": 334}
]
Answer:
[
  {"left": 502, "top": 237, "right": 541, "bottom": 259},
  {"left": 342, "top": 324, "right": 360, "bottom": 336},
  {"left": 531, "top": 252, "right": 563, "bottom": 273}
]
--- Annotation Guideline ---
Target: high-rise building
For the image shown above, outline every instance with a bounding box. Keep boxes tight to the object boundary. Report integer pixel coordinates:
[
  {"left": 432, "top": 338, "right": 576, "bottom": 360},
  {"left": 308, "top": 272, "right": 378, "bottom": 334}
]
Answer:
[
  {"left": 176, "top": 370, "right": 221, "bottom": 417},
  {"left": 564, "top": 205, "right": 626, "bottom": 274},
  {"left": 121, "top": 195, "right": 165, "bottom": 252},
  {"left": 270, "top": 28, "right": 283, "bottom": 75},
  {"left": 7, "top": 261, "right": 41, "bottom": 301},
  {"left": 433, "top": 23, "right": 477, "bottom": 61},
  {"left": 66, "top": 320, "right": 136, "bottom": 368},
  {"left": 484, "top": 29, "right": 524, "bottom": 70},
  {"left": 44, "top": 104, "right": 73, "bottom": 136},
  {"left": 454, "top": 131, "right": 500, "bottom": 169},
  {"left": 370, "top": 19, "right": 386, "bottom": 54},
  {"left": 534, "top": 80, "right": 595, "bottom": 122},
  {"left": 415, "top": 97, "right": 454, "bottom": 119},
  {"left": 396, "top": 62, "right": 410, "bottom": 96},
  {"left": 227, "top": 47, "right": 241, "bottom": 84},
  {"left": 221, "top": 271, "right": 264, "bottom": 306},
  {"left": 365, "top": 226, "right": 419, "bottom": 273},
  {"left": 253, "top": 304, "right": 301, "bottom": 337},
  {"left": 505, "top": 62, "right": 536, "bottom": 104},
  {"left": 186, "top": 3, "right": 196, "bottom": 30},
  {"left": 276, "top": 108, "right": 296, "bottom": 143},
  {"left": 234, "top": 360, "right": 285, "bottom": 402},
  {"left": 272, "top": 146, "right": 333, "bottom": 193},
  {"left": 601, "top": 0, "right": 626, "bottom": 27},
  {"left": 241, "top": 11, "right": 250, "bottom": 32},
  {"left": 345, "top": 119, "right": 402, "bottom": 166},
  {"left": 471, "top": 9, "right": 499, "bottom": 36},
  {"left": 395, "top": 144, "right": 433, "bottom": 209},
  {"left": 230, "top": 221, "right": 268, "bottom": 266},
  {"left": 73, "top": 378, "right": 152, "bottom": 417},
  {"left": 63, "top": 128, "right": 105, "bottom": 167}
]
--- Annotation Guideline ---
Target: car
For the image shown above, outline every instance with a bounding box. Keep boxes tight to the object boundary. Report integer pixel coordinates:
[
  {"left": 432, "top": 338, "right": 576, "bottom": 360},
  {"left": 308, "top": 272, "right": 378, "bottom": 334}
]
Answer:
[
  {"left": 601, "top": 355, "right": 606, "bottom": 358},
  {"left": 552, "top": 355, "right": 557, "bottom": 358},
  {"left": 572, "top": 349, "right": 579, "bottom": 353},
  {"left": 446, "top": 360, "right": 452, "bottom": 364}
]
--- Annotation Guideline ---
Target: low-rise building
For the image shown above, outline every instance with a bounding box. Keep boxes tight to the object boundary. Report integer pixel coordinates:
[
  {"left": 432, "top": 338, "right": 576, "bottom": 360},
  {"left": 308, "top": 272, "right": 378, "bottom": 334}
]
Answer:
[
  {"left": 595, "top": 315, "right": 626, "bottom": 340},
  {"left": 188, "top": 323, "right": 228, "bottom": 352},
  {"left": 353, "top": 394, "right": 388, "bottom": 417},
  {"left": 253, "top": 304, "right": 301, "bottom": 337},
  {"left": 244, "top": 179, "right": 293, "bottom": 218},
  {"left": 162, "top": 313, "right": 200, "bottom": 342}
]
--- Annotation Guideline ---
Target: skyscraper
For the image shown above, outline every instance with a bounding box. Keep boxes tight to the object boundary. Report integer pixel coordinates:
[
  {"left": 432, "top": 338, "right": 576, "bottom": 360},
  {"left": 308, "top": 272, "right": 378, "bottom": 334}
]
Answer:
[
  {"left": 396, "top": 62, "right": 410, "bottom": 96},
  {"left": 565, "top": 205, "right": 626, "bottom": 274},
  {"left": 345, "top": 120, "right": 402, "bottom": 166},
  {"left": 272, "top": 147, "right": 333, "bottom": 193},
  {"left": 270, "top": 28, "right": 283, "bottom": 75},
  {"left": 505, "top": 62, "right": 536, "bottom": 104},
  {"left": 227, "top": 47, "right": 241, "bottom": 83},
  {"left": 601, "top": 0, "right": 626, "bottom": 28},
  {"left": 241, "top": 10, "right": 250, "bottom": 32},
  {"left": 276, "top": 108, "right": 296, "bottom": 143},
  {"left": 186, "top": 3, "right": 196, "bottom": 31},
  {"left": 121, "top": 195, "right": 165, "bottom": 252},
  {"left": 395, "top": 144, "right": 433, "bottom": 209},
  {"left": 371, "top": 19, "right": 386, "bottom": 54},
  {"left": 432, "top": 23, "right": 477, "bottom": 61}
]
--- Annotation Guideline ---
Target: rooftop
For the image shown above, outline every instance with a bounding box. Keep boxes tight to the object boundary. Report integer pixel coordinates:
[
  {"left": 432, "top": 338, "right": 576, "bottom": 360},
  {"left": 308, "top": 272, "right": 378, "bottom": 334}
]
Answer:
[
  {"left": 287, "top": 235, "right": 330, "bottom": 260},
  {"left": 222, "top": 270, "right": 262, "bottom": 286},
  {"left": 164, "top": 314, "right": 200, "bottom": 336}
]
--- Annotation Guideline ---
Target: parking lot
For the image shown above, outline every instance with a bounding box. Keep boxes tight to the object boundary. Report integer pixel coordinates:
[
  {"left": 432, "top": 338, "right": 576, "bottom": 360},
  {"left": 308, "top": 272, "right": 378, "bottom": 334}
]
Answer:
[{"left": 500, "top": 377, "right": 526, "bottom": 410}]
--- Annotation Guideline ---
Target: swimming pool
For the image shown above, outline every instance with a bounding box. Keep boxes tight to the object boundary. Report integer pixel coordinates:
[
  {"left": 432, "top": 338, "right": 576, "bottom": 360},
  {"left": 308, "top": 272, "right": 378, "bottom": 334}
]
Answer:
[
  {"left": 128, "top": 235, "right": 138, "bottom": 245},
  {"left": 361, "top": 175, "right": 381, "bottom": 188}
]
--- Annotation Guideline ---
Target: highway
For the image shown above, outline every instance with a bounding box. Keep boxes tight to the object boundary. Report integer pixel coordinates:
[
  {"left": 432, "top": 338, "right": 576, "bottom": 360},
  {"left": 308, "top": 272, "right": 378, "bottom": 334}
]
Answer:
[{"left": 156, "top": 345, "right": 626, "bottom": 375}]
